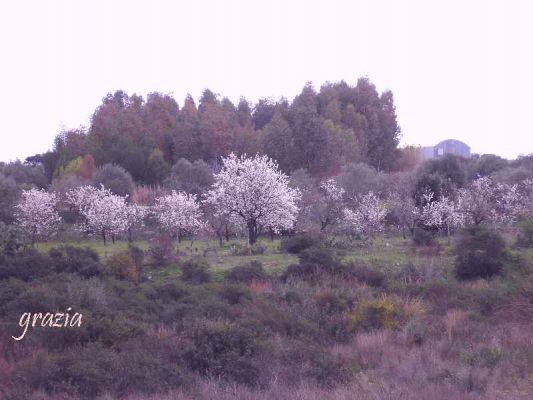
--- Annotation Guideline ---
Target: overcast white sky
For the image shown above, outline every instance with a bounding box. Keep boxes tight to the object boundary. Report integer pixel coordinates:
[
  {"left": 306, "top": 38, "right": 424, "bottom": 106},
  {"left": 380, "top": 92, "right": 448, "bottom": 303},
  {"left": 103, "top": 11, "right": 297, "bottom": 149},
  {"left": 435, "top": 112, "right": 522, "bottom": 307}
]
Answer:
[{"left": 0, "top": 0, "right": 532, "bottom": 161}]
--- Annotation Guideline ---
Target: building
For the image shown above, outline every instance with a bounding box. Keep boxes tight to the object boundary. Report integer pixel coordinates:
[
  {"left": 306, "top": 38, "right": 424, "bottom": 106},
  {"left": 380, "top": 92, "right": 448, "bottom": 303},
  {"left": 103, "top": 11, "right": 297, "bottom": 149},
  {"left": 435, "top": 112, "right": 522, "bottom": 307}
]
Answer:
[{"left": 420, "top": 139, "right": 471, "bottom": 159}]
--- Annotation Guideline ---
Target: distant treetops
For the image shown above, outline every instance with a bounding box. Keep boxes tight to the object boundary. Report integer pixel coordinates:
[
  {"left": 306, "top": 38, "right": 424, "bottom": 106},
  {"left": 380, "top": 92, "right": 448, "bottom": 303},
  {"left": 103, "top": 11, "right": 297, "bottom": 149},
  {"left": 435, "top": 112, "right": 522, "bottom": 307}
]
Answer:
[{"left": 29, "top": 77, "right": 401, "bottom": 185}]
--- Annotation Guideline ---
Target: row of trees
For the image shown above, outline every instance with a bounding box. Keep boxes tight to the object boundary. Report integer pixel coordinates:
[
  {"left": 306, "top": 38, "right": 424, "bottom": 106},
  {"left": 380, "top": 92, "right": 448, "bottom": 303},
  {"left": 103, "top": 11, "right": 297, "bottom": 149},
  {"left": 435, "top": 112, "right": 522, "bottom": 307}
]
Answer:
[
  {"left": 27, "top": 77, "right": 400, "bottom": 186},
  {"left": 14, "top": 153, "right": 533, "bottom": 246}
]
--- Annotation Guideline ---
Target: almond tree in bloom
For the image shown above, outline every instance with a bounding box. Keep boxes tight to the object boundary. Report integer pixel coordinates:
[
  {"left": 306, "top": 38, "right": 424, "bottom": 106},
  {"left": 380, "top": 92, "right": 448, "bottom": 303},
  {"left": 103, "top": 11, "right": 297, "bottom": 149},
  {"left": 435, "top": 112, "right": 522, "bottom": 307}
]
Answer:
[
  {"left": 315, "top": 179, "right": 345, "bottom": 232},
  {"left": 67, "top": 185, "right": 128, "bottom": 245},
  {"left": 124, "top": 204, "right": 149, "bottom": 243},
  {"left": 15, "top": 189, "right": 62, "bottom": 246},
  {"left": 204, "top": 153, "right": 300, "bottom": 244},
  {"left": 153, "top": 191, "right": 203, "bottom": 241},
  {"left": 457, "top": 177, "right": 522, "bottom": 226},
  {"left": 422, "top": 195, "right": 463, "bottom": 241},
  {"left": 343, "top": 192, "right": 387, "bottom": 242}
]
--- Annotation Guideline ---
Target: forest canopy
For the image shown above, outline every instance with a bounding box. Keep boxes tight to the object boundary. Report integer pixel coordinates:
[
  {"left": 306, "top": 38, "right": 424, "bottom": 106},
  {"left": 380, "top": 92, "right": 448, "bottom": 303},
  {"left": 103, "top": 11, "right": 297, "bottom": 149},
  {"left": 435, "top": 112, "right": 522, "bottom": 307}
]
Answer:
[{"left": 28, "top": 78, "right": 401, "bottom": 184}]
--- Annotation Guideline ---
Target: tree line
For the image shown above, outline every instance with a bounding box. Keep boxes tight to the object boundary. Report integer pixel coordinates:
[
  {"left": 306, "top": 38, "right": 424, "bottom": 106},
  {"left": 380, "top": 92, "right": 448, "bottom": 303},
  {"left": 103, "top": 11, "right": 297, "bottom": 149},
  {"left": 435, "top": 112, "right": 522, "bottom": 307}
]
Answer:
[{"left": 26, "top": 77, "right": 400, "bottom": 185}]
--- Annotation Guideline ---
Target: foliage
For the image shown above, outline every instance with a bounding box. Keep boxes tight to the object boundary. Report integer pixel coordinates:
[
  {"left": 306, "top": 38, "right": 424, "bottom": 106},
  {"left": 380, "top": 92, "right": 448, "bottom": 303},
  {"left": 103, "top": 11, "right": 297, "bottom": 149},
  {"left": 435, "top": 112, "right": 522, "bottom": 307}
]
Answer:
[
  {"left": 280, "top": 232, "right": 323, "bottom": 254},
  {"left": 225, "top": 261, "right": 267, "bottom": 284},
  {"left": 0, "top": 172, "right": 20, "bottom": 224},
  {"left": 48, "top": 245, "right": 101, "bottom": 278},
  {"left": 153, "top": 191, "right": 203, "bottom": 238},
  {"left": 516, "top": 218, "right": 533, "bottom": 247},
  {"left": 454, "top": 226, "right": 507, "bottom": 280},
  {"left": 167, "top": 158, "right": 214, "bottom": 196},
  {"left": 180, "top": 258, "right": 211, "bottom": 284},
  {"left": 412, "top": 227, "right": 435, "bottom": 246},
  {"left": 205, "top": 153, "right": 300, "bottom": 244},
  {"left": 343, "top": 192, "right": 387, "bottom": 239},
  {"left": 147, "top": 234, "right": 176, "bottom": 266},
  {"left": 15, "top": 189, "right": 62, "bottom": 245},
  {"left": 67, "top": 185, "right": 128, "bottom": 245},
  {"left": 92, "top": 163, "right": 134, "bottom": 197},
  {"left": 350, "top": 296, "right": 398, "bottom": 331},
  {"left": 105, "top": 252, "right": 140, "bottom": 281}
]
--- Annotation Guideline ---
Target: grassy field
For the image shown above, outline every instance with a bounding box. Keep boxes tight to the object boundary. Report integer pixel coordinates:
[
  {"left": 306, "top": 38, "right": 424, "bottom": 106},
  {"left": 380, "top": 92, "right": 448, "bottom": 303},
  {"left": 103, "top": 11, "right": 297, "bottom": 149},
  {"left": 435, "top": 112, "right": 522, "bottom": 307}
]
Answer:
[{"left": 35, "top": 234, "right": 459, "bottom": 282}]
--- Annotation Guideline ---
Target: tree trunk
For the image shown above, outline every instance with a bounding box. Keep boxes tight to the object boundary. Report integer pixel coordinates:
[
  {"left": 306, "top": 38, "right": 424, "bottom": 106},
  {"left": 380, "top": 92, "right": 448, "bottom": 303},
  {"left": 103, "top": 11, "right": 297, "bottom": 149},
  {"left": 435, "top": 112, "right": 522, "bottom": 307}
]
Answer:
[
  {"left": 248, "top": 221, "right": 258, "bottom": 245},
  {"left": 128, "top": 227, "right": 133, "bottom": 243},
  {"left": 102, "top": 231, "right": 107, "bottom": 246}
]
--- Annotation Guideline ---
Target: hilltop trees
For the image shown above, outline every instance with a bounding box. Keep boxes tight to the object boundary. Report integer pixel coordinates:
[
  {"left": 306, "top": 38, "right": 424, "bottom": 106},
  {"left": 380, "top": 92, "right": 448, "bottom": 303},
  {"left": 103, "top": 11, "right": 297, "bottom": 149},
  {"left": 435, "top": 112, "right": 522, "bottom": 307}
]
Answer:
[
  {"left": 205, "top": 153, "right": 300, "bottom": 244},
  {"left": 15, "top": 189, "right": 62, "bottom": 246},
  {"left": 27, "top": 78, "right": 402, "bottom": 186}
]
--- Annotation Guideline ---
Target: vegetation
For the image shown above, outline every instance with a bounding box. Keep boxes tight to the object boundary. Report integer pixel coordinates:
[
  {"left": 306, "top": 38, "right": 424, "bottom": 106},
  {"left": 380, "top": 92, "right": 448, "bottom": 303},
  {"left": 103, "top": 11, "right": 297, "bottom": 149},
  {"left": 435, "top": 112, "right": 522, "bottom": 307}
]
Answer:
[{"left": 0, "top": 81, "right": 531, "bottom": 399}]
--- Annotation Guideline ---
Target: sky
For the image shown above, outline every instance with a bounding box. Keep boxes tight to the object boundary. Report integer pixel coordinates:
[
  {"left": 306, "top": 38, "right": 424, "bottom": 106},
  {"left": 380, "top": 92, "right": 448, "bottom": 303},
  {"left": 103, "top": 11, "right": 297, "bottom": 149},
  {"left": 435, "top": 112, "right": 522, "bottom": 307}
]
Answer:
[{"left": 0, "top": 0, "right": 532, "bottom": 162}]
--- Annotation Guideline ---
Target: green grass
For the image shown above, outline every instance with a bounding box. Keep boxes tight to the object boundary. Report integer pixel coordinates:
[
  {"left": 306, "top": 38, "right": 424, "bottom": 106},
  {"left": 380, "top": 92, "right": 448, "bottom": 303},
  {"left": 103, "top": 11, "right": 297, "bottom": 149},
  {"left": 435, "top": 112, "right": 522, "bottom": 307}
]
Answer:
[{"left": 34, "top": 234, "right": 458, "bottom": 283}]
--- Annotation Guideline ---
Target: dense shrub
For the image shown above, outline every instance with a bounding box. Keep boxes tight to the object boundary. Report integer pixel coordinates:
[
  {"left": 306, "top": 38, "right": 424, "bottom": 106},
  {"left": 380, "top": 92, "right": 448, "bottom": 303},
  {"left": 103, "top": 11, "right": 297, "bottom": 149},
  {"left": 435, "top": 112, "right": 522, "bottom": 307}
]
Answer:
[
  {"left": 128, "top": 244, "right": 145, "bottom": 269},
  {"left": 105, "top": 252, "right": 139, "bottom": 281},
  {"left": 147, "top": 234, "right": 176, "bottom": 266},
  {"left": 49, "top": 246, "right": 101, "bottom": 278},
  {"left": 350, "top": 296, "right": 397, "bottom": 331},
  {"left": 0, "top": 248, "right": 55, "bottom": 281},
  {"left": 219, "top": 285, "right": 252, "bottom": 305},
  {"left": 183, "top": 321, "right": 263, "bottom": 387},
  {"left": 412, "top": 227, "right": 435, "bottom": 246},
  {"left": 347, "top": 262, "right": 385, "bottom": 287},
  {"left": 280, "top": 232, "right": 322, "bottom": 254},
  {"left": 180, "top": 258, "right": 211, "bottom": 284},
  {"left": 516, "top": 218, "right": 533, "bottom": 247},
  {"left": 282, "top": 248, "right": 344, "bottom": 281},
  {"left": 316, "top": 291, "right": 355, "bottom": 314},
  {"left": 308, "top": 351, "right": 354, "bottom": 388},
  {"left": 225, "top": 261, "right": 268, "bottom": 284},
  {"left": 454, "top": 226, "right": 506, "bottom": 280},
  {"left": 0, "top": 222, "right": 25, "bottom": 256}
]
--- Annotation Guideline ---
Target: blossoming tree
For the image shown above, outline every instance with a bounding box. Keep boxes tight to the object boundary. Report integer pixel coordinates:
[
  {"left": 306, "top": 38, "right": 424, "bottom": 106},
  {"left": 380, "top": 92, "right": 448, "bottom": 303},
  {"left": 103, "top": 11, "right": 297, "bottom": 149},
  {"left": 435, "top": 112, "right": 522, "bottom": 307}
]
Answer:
[
  {"left": 15, "top": 189, "right": 62, "bottom": 246},
  {"left": 67, "top": 185, "right": 128, "bottom": 245},
  {"left": 153, "top": 191, "right": 203, "bottom": 241},
  {"left": 205, "top": 153, "right": 300, "bottom": 244},
  {"left": 343, "top": 192, "right": 387, "bottom": 241}
]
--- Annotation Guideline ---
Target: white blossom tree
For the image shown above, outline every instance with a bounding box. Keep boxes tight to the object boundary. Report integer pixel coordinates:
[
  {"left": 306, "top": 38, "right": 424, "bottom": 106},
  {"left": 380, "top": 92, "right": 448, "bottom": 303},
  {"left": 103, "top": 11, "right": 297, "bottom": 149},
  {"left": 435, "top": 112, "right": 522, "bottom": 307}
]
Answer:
[
  {"left": 153, "top": 191, "right": 203, "bottom": 241},
  {"left": 66, "top": 185, "right": 128, "bottom": 245},
  {"left": 343, "top": 192, "right": 388, "bottom": 241},
  {"left": 422, "top": 195, "right": 464, "bottom": 241},
  {"left": 15, "top": 189, "right": 62, "bottom": 246},
  {"left": 124, "top": 203, "right": 149, "bottom": 243},
  {"left": 204, "top": 153, "right": 300, "bottom": 244},
  {"left": 457, "top": 177, "right": 521, "bottom": 226},
  {"left": 315, "top": 179, "right": 346, "bottom": 232}
]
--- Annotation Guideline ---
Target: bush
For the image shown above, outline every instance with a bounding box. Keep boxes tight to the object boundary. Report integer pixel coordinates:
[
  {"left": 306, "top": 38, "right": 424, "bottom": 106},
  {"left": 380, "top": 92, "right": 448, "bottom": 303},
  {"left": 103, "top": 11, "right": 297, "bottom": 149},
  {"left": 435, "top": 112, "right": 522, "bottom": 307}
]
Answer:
[
  {"left": 105, "top": 252, "right": 139, "bottom": 281},
  {"left": 225, "top": 261, "right": 268, "bottom": 284},
  {"left": 308, "top": 351, "right": 353, "bottom": 388},
  {"left": 0, "top": 248, "right": 55, "bottom": 281},
  {"left": 183, "top": 320, "right": 263, "bottom": 387},
  {"left": 128, "top": 244, "right": 144, "bottom": 273},
  {"left": 147, "top": 234, "right": 176, "bottom": 266},
  {"left": 347, "top": 262, "right": 385, "bottom": 287},
  {"left": 516, "top": 218, "right": 533, "bottom": 247},
  {"left": 219, "top": 285, "right": 252, "bottom": 305},
  {"left": 316, "top": 291, "right": 355, "bottom": 315},
  {"left": 412, "top": 227, "right": 435, "bottom": 246},
  {"left": 180, "top": 258, "right": 210, "bottom": 284},
  {"left": 454, "top": 226, "right": 506, "bottom": 280},
  {"left": 350, "top": 296, "right": 398, "bottom": 331},
  {"left": 49, "top": 246, "right": 101, "bottom": 278},
  {"left": 281, "top": 232, "right": 322, "bottom": 254},
  {"left": 298, "top": 247, "right": 337, "bottom": 271},
  {"left": 0, "top": 222, "right": 25, "bottom": 256}
]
